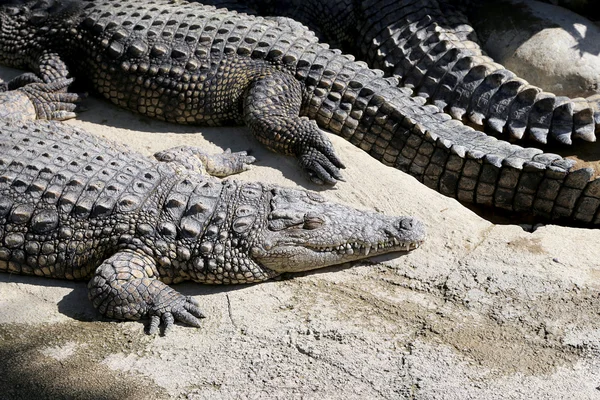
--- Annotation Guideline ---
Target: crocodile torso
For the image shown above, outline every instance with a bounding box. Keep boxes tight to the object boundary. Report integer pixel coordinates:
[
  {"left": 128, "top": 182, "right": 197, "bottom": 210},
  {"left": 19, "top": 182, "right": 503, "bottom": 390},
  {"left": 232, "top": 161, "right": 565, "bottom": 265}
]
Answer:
[
  {"left": 197, "top": 0, "right": 600, "bottom": 145},
  {"left": 0, "top": 87, "right": 425, "bottom": 333},
  {"left": 1, "top": 0, "right": 600, "bottom": 227}
]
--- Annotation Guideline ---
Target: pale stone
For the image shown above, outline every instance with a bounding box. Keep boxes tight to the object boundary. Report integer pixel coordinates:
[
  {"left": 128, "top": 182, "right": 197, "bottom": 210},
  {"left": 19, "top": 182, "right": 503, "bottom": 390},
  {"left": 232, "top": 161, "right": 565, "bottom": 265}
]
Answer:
[{"left": 471, "top": 0, "right": 600, "bottom": 98}]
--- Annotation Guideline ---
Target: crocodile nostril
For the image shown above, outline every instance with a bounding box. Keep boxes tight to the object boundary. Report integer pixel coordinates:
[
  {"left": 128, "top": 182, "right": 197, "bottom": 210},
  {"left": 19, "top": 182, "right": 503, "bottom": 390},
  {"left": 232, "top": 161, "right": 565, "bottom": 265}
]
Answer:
[
  {"left": 399, "top": 217, "right": 416, "bottom": 230},
  {"left": 395, "top": 217, "right": 426, "bottom": 241}
]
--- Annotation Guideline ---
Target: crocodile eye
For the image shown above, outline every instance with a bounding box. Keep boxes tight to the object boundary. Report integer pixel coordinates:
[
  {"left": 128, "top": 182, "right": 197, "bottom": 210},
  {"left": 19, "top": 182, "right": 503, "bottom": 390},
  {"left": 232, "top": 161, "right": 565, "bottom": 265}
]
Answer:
[{"left": 303, "top": 214, "right": 324, "bottom": 230}]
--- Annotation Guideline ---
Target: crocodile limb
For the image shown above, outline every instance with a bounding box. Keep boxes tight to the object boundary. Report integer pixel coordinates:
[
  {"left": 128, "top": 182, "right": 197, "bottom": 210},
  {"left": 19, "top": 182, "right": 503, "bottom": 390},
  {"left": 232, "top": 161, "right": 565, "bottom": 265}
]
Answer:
[
  {"left": 0, "top": 95, "right": 425, "bottom": 333},
  {"left": 0, "top": 0, "right": 599, "bottom": 226},
  {"left": 0, "top": 78, "right": 82, "bottom": 121},
  {"left": 197, "top": 0, "right": 600, "bottom": 145}
]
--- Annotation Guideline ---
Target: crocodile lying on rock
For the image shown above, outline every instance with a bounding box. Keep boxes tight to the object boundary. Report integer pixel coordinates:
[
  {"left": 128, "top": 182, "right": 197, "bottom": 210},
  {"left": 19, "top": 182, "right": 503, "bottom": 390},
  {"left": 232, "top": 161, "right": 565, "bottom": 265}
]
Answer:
[
  {"left": 0, "top": 86, "right": 425, "bottom": 333},
  {"left": 1, "top": 0, "right": 600, "bottom": 226},
  {"left": 197, "top": 0, "right": 600, "bottom": 145}
]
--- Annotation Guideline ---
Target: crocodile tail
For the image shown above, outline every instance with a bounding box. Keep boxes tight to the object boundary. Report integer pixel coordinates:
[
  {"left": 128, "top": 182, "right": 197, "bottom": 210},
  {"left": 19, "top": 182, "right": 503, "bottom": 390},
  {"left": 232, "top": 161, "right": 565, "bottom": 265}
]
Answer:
[
  {"left": 296, "top": 45, "right": 600, "bottom": 225},
  {"left": 354, "top": 0, "right": 598, "bottom": 145}
]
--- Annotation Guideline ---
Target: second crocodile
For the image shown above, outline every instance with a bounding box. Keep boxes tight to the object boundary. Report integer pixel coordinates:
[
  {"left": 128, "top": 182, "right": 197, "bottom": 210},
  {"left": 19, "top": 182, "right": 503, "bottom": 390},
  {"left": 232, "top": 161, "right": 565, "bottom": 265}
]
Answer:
[
  {"left": 197, "top": 0, "right": 600, "bottom": 145},
  {"left": 1, "top": 0, "right": 600, "bottom": 226}
]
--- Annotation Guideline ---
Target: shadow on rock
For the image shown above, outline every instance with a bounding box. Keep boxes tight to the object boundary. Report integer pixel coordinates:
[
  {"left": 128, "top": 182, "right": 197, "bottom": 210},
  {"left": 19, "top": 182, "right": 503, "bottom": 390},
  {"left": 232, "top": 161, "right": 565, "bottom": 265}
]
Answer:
[{"left": 0, "top": 322, "right": 165, "bottom": 400}]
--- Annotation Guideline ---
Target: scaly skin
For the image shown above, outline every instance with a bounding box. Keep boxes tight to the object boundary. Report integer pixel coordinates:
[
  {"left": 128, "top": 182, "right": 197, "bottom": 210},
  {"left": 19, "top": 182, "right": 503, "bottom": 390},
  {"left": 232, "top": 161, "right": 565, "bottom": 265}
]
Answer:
[
  {"left": 198, "top": 0, "right": 600, "bottom": 145},
  {"left": 0, "top": 88, "right": 425, "bottom": 333},
  {"left": 1, "top": 0, "right": 600, "bottom": 226}
]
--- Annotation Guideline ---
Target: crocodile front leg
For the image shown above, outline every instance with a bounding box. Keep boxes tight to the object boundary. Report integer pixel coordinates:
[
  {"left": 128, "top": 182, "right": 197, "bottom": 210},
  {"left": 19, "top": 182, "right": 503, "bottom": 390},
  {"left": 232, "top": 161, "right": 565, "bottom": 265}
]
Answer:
[
  {"left": 243, "top": 71, "right": 345, "bottom": 184},
  {"left": 88, "top": 250, "right": 205, "bottom": 334},
  {"left": 154, "top": 146, "right": 256, "bottom": 177},
  {"left": 0, "top": 79, "right": 82, "bottom": 121}
]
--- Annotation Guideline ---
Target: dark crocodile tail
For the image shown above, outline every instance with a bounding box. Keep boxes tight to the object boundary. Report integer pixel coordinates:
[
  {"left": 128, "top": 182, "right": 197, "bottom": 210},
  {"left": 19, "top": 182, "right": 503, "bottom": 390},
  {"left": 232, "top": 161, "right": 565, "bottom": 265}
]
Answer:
[{"left": 355, "top": 0, "right": 598, "bottom": 145}]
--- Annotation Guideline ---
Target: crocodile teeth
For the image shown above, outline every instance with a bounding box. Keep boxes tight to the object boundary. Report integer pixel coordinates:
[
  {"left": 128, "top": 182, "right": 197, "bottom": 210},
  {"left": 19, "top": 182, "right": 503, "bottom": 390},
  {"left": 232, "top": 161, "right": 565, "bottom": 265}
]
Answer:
[{"left": 312, "top": 239, "right": 421, "bottom": 255}]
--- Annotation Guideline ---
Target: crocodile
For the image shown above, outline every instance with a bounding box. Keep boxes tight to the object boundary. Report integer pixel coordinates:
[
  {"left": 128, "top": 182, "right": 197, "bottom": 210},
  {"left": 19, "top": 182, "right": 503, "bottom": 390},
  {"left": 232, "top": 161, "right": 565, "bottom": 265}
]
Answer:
[
  {"left": 1, "top": 0, "right": 600, "bottom": 226},
  {"left": 196, "top": 0, "right": 600, "bottom": 146},
  {"left": 0, "top": 86, "right": 425, "bottom": 333}
]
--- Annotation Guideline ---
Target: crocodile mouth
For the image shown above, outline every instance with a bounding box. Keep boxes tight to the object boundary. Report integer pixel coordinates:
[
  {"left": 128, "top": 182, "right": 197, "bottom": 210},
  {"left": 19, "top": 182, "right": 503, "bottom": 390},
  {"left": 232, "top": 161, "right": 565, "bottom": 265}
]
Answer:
[
  {"left": 252, "top": 224, "right": 425, "bottom": 273},
  {"left": 304, "top": 238, "right": 422, "bottom": 256}
]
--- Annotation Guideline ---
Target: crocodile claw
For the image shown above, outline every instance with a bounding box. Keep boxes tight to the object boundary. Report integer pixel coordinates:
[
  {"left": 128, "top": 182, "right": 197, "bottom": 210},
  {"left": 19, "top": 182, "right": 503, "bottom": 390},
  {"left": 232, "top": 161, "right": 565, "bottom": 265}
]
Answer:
[
  {"left": 299, "top": 149, "right": 345, "bottom": 185},
  {"left": 296, "top": 127, "right": 346, "bottom": 185},
  {"left": 20, "top": 78, "right": 85, "bottom": 121},
  {"left": 204, "top": 148, "right": 256, "bottom": 176},
  {"left": 147, "top": 295, "right": 205, "bottom": 335}
]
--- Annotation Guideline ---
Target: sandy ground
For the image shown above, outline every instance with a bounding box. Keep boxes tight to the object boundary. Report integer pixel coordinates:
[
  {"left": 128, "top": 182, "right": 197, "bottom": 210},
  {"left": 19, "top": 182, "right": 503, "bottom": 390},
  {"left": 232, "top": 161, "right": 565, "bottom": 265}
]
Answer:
[{"left": 1, "top": 66, "right": 600, "bottom": 399}]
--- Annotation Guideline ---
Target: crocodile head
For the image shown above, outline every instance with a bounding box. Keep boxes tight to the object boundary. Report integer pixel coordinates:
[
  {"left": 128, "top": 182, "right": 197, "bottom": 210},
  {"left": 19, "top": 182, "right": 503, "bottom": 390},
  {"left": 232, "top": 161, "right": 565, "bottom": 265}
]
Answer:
[
  {"left": 250, "top": 187, "right": 426, "bottom": 273},
  {"left": 170, "top": 180, "right": 424, "bottom": 283}
]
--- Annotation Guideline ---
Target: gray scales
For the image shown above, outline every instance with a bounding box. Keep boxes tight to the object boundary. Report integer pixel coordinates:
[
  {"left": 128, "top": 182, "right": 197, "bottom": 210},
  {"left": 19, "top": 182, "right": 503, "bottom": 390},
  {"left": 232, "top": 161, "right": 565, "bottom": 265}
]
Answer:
[
  {"left": 193, "top": 0, "right": 600, "bottom": 145},
  {"left": 1, "top": 0, "right": 600, "bottom": 225},
  {"left": 0, "top": 85, "right": 425, "bottom": 333}
]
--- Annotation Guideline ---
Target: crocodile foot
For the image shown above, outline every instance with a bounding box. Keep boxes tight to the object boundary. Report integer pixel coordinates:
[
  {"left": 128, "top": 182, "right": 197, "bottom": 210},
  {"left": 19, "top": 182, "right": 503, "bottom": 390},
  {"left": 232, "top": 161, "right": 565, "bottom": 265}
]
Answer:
[
  {"left": 296, "top": 127, "right": 346, "bottom": 185},
  {"left": 154, "top": 146, "right": 256, "bottom": 176},
  {"left": 20, "top": 78, "right": 84, "bottom": 120},
  {"left": 88, "top": 250, "right": 206, "bottom": 336},
  {"left": 147, "top": 291, "right": 205, "bottom": 335}
]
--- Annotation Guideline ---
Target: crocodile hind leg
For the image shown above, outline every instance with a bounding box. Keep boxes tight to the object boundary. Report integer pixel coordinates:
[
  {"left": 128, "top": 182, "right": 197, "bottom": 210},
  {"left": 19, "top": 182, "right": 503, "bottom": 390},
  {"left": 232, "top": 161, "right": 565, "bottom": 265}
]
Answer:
[
  {"left": 88, "top": 250, "right": 205, "bottom": 335},
  {"left": 0, "top": 72, "right": 44, "bottom": 92},
  {"left": 242, "top": 71, "right": 345, "bottom": 184}
]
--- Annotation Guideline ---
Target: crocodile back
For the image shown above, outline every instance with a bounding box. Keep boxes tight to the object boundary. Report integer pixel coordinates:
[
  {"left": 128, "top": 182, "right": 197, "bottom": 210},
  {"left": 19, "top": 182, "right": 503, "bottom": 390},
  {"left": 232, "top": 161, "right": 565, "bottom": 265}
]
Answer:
[
  {"left": 0, "top": 120, "right": 166, "bottom": 279},
  {"left": 50, "top": 0, "right": 322, "bottom": 125}
]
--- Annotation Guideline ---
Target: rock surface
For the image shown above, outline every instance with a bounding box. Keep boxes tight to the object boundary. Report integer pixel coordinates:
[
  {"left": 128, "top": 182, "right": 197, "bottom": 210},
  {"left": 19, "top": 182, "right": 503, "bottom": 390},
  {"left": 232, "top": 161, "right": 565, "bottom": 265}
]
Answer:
[
  {"left": 471, "top": 0, "right": 600, "bottom": 98},
  {"left": 1, "top": 66, "right": 600, "bottom": 399}
]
